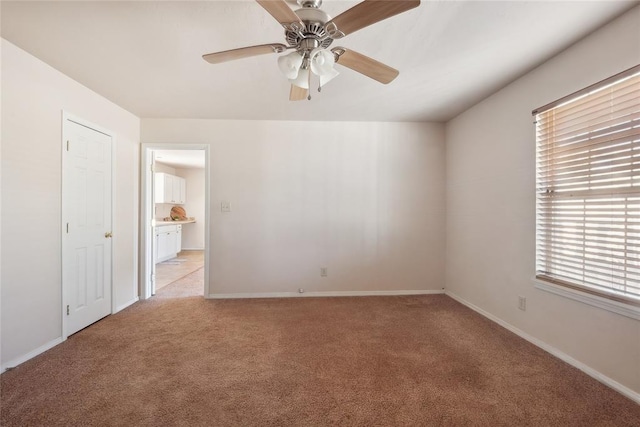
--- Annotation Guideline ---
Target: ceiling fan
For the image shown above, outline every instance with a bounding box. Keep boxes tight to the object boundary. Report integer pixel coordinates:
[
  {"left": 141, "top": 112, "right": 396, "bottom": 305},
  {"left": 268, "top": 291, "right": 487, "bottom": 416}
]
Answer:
[{"left": 202, "top": 0, "right": 421, "bottom": 101}]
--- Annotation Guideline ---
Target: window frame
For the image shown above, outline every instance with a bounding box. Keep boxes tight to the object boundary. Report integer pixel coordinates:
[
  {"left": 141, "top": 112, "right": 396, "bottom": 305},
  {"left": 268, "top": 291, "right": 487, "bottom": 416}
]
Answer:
[{"left": 533, "top": 64, "right": 640, "bottom": 314}]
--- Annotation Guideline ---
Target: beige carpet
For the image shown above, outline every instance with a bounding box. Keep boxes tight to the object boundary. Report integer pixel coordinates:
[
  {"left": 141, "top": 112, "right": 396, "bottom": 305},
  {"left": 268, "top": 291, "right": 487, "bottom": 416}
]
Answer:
[{"left": 1, "top": 272, "right": 639, "bottom": 426}]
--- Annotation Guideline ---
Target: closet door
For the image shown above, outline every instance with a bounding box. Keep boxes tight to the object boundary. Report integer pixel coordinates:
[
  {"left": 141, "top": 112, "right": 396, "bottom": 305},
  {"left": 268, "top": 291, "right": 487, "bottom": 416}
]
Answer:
[{"left": 62, "top": 118, "right": 113, "bottom": 336}]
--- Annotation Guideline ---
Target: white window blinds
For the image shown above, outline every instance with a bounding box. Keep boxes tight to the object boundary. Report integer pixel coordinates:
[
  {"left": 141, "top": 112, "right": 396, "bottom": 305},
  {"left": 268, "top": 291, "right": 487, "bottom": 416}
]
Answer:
[{"left": 535, "top": 66, "right": 640, "bottom": 305}]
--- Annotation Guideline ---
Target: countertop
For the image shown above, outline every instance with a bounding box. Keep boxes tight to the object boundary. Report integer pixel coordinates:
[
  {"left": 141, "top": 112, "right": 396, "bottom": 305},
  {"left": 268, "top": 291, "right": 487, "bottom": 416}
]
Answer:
[{"left": 155, "top": 219, "right": 196, "bottom": 226}]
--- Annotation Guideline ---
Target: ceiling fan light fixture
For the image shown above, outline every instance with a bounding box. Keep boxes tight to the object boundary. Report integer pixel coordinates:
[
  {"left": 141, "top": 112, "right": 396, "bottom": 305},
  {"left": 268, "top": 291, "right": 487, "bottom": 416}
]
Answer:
[
  {"left": 277, "top": 51, "right": 304, "bottom": 79},
  {"left": 319, "top": 68, "right": 339, "bottom": 87},
  {"left": 290, "top": 68, "right": 310, "bottom": 89},
  {"left": 310, "top": 48, "right": 335, "bottom": 75},
  {"left": 309, "top": 48, "right": 339, "bottom": 88},
  {"left": 203, "top": 0, "right": 422, "bottom": 100}
]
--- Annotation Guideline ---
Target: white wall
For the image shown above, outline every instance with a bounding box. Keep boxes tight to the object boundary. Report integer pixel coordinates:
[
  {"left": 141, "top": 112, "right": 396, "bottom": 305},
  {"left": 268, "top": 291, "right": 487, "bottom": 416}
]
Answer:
[
  {"left": 445, "top": 6, "right": 640, "bottom": 397},
  {"left": 142, "top": 119, "right": 446, "bottom": 296},
  {"left": 175, "top": 168, "right": 205, "bottom": 250},
  {"left": 0, "top": 39, "right": 140, "bottom": 366}
]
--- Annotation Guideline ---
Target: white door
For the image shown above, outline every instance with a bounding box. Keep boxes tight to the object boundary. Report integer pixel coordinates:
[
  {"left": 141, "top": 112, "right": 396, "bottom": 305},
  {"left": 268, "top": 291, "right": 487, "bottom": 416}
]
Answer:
[{"left": 62, "top": 118, "right": 113, "bottom": 336}]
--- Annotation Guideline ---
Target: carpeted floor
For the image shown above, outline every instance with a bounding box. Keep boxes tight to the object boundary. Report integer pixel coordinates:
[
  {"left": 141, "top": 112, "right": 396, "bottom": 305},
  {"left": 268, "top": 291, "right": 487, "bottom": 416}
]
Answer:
[{"left": 1, "top": 270, "right": 639, "bottom": 426}]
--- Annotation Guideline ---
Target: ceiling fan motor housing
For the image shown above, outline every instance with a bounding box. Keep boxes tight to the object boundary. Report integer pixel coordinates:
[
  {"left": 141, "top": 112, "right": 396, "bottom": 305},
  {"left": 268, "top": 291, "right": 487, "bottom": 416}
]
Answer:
[
  {"left": 287, "top": 4, "right": 333, "bottom": 52},
  {"left": 298, "top": 0, "right": 323, "bottom": 8}
]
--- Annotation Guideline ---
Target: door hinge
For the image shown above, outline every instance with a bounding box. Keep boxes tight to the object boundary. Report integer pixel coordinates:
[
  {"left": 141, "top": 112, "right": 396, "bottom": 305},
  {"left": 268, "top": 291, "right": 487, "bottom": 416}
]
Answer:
[
  {"left": 151, "top": 273, "right": 155, "bottom": 283},
  {"left": 66, "top": 305, "right": 70, "bottom": 316},
  {"left": 66, "top": 223, "right": 69, "bottom": 233},
  {"left": 66, "top": 140, "right": 70, "bottom": 151},
  {"left": 151, "top": 164, "right": 156, "bottom": 172}
]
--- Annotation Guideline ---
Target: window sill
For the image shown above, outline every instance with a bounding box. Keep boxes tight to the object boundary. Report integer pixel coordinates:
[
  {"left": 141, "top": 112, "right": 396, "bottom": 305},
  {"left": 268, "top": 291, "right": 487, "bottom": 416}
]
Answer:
[{"left": 532, "top": 278, "right": 640, "bottom": 321}]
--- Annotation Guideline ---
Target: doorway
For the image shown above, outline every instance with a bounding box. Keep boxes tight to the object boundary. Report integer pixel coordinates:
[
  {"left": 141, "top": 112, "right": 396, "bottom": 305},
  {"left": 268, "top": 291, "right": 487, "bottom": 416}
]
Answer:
[{"left": 140, "top": 144, "right": 210, "bottom": 300}]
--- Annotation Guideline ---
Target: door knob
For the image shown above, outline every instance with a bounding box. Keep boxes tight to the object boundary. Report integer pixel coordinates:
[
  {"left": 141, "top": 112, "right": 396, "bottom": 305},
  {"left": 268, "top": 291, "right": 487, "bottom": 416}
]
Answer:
[{"left": 105, "top": 232, "right": 113, "bottom": 238}]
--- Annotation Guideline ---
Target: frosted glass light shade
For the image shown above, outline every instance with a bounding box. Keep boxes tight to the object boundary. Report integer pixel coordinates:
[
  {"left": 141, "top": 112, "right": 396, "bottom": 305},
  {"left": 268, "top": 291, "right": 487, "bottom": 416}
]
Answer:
[
  {"left": 290, "top": 68, "right": 310, "bottom": 89},
  {"left": 319, "top": 68, "right": 339, "bottom": 87},
  {"left": 310, "top": 48, "right": 336, "bottom": 76},
  {"left": 277, "top": 51, "right": 304, "bottom": 79}
]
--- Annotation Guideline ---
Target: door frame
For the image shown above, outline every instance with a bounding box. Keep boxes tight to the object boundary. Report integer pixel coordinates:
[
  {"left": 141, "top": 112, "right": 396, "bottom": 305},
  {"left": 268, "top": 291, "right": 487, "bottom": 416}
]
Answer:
[
  {"left": 61, "top": 111, "right": 116, "bottom": 340},
  {"left": 140, "top": 143, "right": 211, "bottom": 300}
]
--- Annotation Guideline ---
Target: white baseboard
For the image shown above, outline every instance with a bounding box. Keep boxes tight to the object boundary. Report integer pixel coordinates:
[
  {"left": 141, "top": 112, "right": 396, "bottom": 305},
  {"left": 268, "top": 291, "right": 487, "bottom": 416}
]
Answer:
[
  {"left": 114, "top": 296, "right": 139, "bottom": 313},
  {"left": 180, "top": 248, "right": 204, "bottom": 251},
  {"left": 2, "top": 296, "right": 140, "bottom": 373},
  {"left": 1, "top": 337, "right": 64, "bottom": 373},
  {"left": 445, "top": 290, "right": 640, "bottom": 404},
  {"left": 208, "top": 289, "right": 444, "bottom": 299}
]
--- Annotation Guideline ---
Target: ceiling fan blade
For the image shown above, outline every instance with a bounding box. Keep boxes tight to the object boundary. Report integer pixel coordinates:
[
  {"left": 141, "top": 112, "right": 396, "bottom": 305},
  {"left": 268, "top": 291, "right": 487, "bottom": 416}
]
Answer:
[
  {"left": 326, "top": 0, "right": 420, "bottom": 39},
  {"left": 256, "top": 0, "right": 303, "bottom": 29},
  {"left": 203, "top": 44, "right": 288, "bottom": 64},
  {"left": 289, "top": 85, "right": 308, "bottom": 101},
  {"left": 332, "top": 47, "right": 399, "bottom": 84}
]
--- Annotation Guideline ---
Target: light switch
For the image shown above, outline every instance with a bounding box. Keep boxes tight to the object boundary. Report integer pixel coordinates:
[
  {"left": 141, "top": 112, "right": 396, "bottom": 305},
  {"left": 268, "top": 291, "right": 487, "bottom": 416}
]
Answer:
[{"left": 221, "top": 201, "right": 231, "bottom": 213}]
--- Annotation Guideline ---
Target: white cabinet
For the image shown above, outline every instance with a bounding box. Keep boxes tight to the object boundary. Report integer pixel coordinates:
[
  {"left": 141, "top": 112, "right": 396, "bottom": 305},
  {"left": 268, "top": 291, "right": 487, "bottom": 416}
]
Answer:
[
  {"left": 154, "top": 173, "right": 172, "bottom": 204},
  {"left": 155, "top": 173, "right": 186, "bottom": 204},
  {"left": 173, "top": 176, "right": 186, "bottom": 204},
  {"left": 154, "top": 224, "right": 182, "bottom": 263}
]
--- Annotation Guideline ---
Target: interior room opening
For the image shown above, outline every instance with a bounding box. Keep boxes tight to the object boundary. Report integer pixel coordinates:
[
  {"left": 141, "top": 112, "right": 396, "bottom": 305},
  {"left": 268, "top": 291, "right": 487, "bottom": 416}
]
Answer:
[{"left": 151, "top": 148, "right": 207, "bottom": 297}]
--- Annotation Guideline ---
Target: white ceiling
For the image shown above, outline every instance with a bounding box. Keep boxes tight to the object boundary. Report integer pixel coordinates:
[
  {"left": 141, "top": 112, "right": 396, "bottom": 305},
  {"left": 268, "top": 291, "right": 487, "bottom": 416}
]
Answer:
[
  {"left": 1, "top": 1, "right": 637, "bottom": 122},
  {"left": 155, "top": 149, "right": 206, "bottom": 169}
]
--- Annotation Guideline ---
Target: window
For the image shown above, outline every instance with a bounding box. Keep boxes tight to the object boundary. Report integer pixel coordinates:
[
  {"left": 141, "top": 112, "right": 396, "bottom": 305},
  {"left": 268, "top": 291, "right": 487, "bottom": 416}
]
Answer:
[{"left": 534, "top": 65, "right": 640, "bottom": 307}]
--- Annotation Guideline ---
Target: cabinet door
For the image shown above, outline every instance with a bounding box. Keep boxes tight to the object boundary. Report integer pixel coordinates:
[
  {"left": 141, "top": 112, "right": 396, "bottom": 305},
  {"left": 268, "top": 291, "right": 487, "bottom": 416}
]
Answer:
[
  {"left": 154, "top": 173, "right": 166, "bottom": 203},
  {"left": 157, "top": 231, "right": 170, "bottom": 260},
  {"left": 172, "top": 176, "right": 181, "bottom": 204},
  {"left": 154, "top": 173, "right": 184, "bottom": 204},
  {"left": 164, "top": 174, "right": 175, "bottom": 203},
  {"left": 156, "top": 225, "right": 179, "bottom": 261},
  {"left": 155, "top": 173, "right": 176, "bottom": 204},
  {"left": 167, "top": 230, "right": 178, "bottom": 256},
  {"left": 179, "top": 177, "right": 186, "bottom": 204},
  {"left": 176, "top": 229, "right": 182, "bottom": 253},
  {"left": 154, "top": 233, "right": 159, "bottom": 263}
]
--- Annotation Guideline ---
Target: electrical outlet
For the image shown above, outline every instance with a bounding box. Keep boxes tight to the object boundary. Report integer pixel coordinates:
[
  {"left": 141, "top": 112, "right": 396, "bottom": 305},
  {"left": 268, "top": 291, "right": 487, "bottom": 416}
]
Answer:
[
  {"left": 298, "top": 288, "right": 304, "bottom": 293},
  {"left": 221, "top": 201, "right": 231, "bottom": 213},
  {"left": 320, "top": 267, "right": 328, "bottom": 277},
  {"left": 518, "top": 296, "right": 527, "bottom": 311}
]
